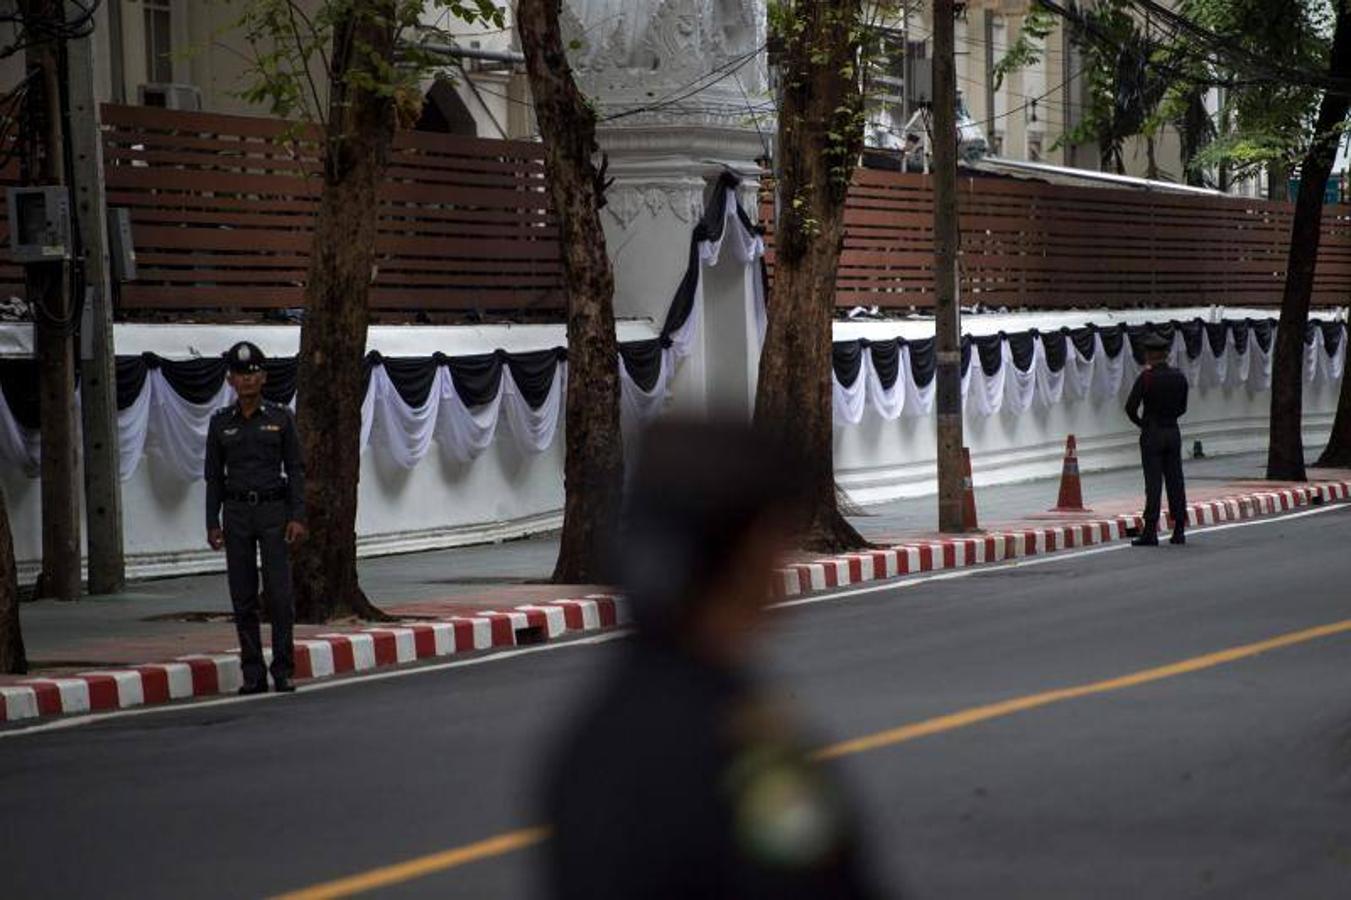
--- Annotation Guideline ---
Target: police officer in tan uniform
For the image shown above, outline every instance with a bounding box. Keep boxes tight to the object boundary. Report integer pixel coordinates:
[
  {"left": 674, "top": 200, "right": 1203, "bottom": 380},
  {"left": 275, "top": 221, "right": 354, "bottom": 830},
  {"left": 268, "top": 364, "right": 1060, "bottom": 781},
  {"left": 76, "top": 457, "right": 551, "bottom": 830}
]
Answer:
[
  {"left": 205, "top": 341, "right": 307, "bottom": 694},
  {"left": 542, "top": 420, "right": 880, "bottom": 899}
]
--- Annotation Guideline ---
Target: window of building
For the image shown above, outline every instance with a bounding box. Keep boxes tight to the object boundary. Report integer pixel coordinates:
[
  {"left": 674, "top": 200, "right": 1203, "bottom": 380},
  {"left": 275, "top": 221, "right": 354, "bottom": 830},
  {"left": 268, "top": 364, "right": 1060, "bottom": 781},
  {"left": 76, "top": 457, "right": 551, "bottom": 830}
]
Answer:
[{"left": 144, "top": 0, "right": 173, "bottom": 84}]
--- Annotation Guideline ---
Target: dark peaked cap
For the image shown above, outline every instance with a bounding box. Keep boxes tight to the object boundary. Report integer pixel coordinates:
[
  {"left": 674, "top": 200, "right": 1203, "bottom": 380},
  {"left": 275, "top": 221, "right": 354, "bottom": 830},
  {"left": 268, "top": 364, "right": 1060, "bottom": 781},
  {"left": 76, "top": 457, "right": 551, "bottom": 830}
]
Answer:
[
  {"left": 225, "top": 341, "right": 267, "bottom": 373},
  {"left": 1140, "top": 332, "right": 1171, "bottom": 352},
  {"left": 616, "top": 419, "right": 810, "bottom": 635}
]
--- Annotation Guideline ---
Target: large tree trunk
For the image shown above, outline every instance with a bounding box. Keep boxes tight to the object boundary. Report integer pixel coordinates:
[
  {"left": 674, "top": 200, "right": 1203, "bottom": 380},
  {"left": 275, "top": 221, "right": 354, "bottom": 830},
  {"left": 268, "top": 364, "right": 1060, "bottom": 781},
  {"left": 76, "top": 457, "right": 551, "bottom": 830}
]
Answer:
[
  {"left": 1315, "top": 308, "right": 1351, "bottom": 467},
  {"left": 0, "top": 486, "right": 27, "bottom": 675},
  {"left": 21, "top": 0, "right": 81, "bottom": 602},
  {"left": 517, "top": 0, "right": 625, "bottom": 584},
  {"left": 292, "top": 2, "right": 397, "bottom": 622},
  {"left": 1266, "top": 4, "right": 1351, "bottom": 481},
  {"left": 754, "top": 0, "right": 868, "bottom": 553}
]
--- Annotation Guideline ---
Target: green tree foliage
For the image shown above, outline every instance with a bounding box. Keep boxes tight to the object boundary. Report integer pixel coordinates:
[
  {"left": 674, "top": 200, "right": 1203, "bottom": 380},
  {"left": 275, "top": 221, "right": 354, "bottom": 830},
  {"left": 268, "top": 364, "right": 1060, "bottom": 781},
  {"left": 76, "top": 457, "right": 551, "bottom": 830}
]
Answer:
[
  {"left": 996, "top": 0, "right": 1336, "bottom": 183},
  {"left": 232, "top": 0, "right": 504, "bottom": 131}
]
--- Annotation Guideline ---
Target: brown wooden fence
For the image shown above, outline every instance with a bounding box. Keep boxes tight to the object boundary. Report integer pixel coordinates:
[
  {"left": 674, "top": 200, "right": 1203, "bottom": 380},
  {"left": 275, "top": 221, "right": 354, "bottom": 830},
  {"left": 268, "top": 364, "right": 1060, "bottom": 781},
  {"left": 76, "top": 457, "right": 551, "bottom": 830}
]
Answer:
[
  {"left": 5, "top": 108, "right": 1351, "bottom": 316},
  {"left": 0, "top": 104, "right": 563, "bottom": 317},
  {"left": 761, "top": 168, "right": 1351, "bottom": 309}
]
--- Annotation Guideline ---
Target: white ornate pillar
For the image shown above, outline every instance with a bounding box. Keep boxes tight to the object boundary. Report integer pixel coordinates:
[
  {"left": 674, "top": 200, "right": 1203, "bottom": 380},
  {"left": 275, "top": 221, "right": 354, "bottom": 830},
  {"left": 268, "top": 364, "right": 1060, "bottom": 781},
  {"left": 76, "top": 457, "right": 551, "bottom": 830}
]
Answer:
[{"left": 564, "top": 0, "right": 770, "bottom": 416}]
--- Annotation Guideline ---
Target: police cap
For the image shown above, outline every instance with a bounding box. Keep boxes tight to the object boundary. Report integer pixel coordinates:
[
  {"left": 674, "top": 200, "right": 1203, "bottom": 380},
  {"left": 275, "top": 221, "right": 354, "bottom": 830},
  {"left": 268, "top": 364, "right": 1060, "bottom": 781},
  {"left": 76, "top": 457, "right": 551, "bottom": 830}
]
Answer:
[
  {"left": 225, "top": 340, "right": 266, "bottom": 373},
  {"left": 1139, "top": 332, "right": 1170, "bottom": 353},
  {"left": 615, "top": 419, "right": 811, "bottom": 636}
]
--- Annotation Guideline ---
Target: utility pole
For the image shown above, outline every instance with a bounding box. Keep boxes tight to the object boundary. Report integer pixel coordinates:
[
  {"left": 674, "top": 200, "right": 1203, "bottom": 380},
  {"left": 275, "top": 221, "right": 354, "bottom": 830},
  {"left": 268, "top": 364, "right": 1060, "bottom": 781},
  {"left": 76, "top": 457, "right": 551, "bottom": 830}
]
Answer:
[
  {"left": 19, "top": 0, "right": 82, "bottom": 600},
  {"left": 68, "top": 0, "right": 125, "bottom": 594},
  {"left": 933, "top": 0, "right": 965, "bottom": 533}
]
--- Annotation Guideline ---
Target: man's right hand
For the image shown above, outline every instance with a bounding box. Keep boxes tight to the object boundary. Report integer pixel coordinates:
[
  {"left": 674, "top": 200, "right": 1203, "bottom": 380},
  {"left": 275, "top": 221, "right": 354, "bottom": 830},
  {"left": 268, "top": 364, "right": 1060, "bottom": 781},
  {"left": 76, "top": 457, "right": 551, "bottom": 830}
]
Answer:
[{"left": 208, "top": 527, "right": 225, "bottom": 551}]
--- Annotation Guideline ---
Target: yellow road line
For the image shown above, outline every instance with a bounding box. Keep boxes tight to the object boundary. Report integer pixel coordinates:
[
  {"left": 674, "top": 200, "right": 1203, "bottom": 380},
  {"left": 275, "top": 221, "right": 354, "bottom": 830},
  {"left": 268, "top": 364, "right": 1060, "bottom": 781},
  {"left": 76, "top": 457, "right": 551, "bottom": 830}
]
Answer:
[
  {"left": 274, "top": 617, "right": 1351, "bottom": 898},
  {"left": 272, "top": 827, "right": 551, "bottom": 900},
  {"left": 813, "top": 618, "right": 1351, "bottom": 760}
]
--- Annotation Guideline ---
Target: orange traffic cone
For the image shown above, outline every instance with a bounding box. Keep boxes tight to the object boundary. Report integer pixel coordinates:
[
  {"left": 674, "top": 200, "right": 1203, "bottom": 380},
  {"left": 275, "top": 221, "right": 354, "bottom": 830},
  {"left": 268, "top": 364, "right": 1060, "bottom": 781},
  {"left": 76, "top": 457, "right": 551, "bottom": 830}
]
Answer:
[
  {"left": 1051, "top": 435, "right": 1090, "bottom": 512},
  {"left": 961, "top": 447, "right": 980, "bottom": 531}
]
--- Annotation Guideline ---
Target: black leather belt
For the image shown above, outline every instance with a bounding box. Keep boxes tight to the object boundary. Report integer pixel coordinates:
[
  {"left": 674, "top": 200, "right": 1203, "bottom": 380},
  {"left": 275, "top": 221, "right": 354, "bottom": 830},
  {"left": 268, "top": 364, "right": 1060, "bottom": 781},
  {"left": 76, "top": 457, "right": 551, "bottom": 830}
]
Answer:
[{"left": 225, "top": 487, "right": 287, "bottom": 504}]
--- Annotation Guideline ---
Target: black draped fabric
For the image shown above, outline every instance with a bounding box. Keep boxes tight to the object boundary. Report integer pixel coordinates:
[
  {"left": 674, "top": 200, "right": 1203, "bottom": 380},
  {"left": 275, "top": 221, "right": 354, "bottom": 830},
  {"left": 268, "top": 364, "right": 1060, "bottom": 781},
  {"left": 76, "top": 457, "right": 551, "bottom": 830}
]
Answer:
[
  {"left": 261, "top": 358, "right": 298, "bottom": 404},
  {"left": 0, "top": 360, "right": 39, "bottom": 430},
  {"left": 1178, "top": 320, "right": 1204, "bottom": 360},
  {"left": 506, "top": 348, "right": 563, "bottom": 410},
  {"left": 870, "top": 338, "right": 901, "bottom": 389},
  {"left": 1322, "top": 321, "right": 1344, "bottom": 356},
  {"left": 1250, "top": 319, "right": 1273, "bottom": 352},
  {"left": 116, "top": 357, "right": 147, "bottom": 411},
  {"left": 660, "top": 170, "right": 752, "bottom": 340},
  {"left": 619, "top": 339, "right": 665, "bottom": 393},
  {"left": 1041, "top": 330, "right": 1067, "bottom": 373},
  {"left": 908, "top": 338, "right": 936, "bottom": 388},
  {"left": 1099, "top": 326, "right": 1125, "bottom": 360},
  {"left": 659, "top": 239, "right": 703, "bottom": 340},
  {"left": 380, "top": 356, "right": 441, "bottom": 408},
  {"left": 960, "top": 336, "right": 972, "bottom": 378},
  {"left": 1069, "top": 327, "right": 1097, "bottom": 360},
  {"left": 975, "top": 334, "right": 1003, "bottom": 377},
  {"left": 447, "top": 352, "right": 504, "bottom": 407},
  {"left": 1006, "top": 331, "right": 1035, "bottom": 372},
  {"left": 833, "top": 341, "right": 864, "bottom": 389},
  {"left": 155, "top": 356, "right": 227, "bottom": 404},
  {"left": 1205, "top": 322, "right": 1229, "bottom": 358},
  {"left": 1231, "top": 322, "right": 1250, "bottom": 355}
]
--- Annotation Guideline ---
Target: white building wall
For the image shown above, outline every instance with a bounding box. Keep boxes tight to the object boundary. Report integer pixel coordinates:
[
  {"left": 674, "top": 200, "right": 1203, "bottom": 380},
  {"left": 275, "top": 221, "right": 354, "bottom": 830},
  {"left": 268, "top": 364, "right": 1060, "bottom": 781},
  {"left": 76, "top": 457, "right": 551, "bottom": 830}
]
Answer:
[{"left": 3, "top": 307, "right": 1342, "bottom": 580}]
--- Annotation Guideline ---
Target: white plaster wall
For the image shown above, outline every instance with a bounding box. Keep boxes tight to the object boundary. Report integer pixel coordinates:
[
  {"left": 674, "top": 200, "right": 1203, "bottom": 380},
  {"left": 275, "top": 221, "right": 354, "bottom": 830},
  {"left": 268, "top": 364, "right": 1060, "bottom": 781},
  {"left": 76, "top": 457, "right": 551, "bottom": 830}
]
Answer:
[
  {"left": 832, "top": 307, "right": 1347, "bottom": 505},
  {"left": 2, "top": 321, "right": 656, "bottom": 581},
  {"left": 3, "top": 307, "right": 1344, "bottom": 580}
]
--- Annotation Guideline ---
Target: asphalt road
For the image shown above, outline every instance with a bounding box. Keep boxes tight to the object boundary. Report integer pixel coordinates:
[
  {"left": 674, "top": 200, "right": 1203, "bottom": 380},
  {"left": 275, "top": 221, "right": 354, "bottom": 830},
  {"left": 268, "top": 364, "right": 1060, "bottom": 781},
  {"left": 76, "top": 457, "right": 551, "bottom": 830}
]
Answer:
[{"left": 3, "top": 503, "right": 1351, "bottom": 899}]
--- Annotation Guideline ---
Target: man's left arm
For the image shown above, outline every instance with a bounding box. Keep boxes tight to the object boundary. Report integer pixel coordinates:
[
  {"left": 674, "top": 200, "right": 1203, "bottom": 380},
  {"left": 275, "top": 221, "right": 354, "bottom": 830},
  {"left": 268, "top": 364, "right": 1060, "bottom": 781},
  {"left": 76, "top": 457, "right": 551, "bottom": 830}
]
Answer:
[{"left": 281, "top": 409, "right": 307, "bottom": 541}]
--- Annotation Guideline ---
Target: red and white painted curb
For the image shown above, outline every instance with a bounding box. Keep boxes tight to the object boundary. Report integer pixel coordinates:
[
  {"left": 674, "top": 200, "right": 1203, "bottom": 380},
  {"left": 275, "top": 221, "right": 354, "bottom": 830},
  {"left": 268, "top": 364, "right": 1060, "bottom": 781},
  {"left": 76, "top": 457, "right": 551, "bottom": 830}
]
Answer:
[
  {"left": 0, "top": 595, "right": 626, "bottom": 724},
  {"left": 773, "top": 480, "right": 1351, "bottom": 598},
  {"left": 3, "top": 480, "right": 1347, "bottom": 726}
]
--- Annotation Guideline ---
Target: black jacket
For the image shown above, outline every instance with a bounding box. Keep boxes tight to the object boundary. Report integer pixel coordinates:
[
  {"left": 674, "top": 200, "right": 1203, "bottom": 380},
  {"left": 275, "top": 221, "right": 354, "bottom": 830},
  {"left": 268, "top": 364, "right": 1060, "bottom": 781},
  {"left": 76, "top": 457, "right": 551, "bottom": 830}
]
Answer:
[{"left": 1126, "top": 364, "right": 1189, "bottom": 429}]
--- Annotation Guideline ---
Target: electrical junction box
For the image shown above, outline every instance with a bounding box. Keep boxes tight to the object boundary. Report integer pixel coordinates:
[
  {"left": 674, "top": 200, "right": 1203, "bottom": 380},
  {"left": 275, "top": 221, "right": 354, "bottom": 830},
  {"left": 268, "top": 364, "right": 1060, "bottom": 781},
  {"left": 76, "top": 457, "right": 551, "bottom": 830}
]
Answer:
[{"left": 7, "top": 185, "right": 72, "bottom": 263}]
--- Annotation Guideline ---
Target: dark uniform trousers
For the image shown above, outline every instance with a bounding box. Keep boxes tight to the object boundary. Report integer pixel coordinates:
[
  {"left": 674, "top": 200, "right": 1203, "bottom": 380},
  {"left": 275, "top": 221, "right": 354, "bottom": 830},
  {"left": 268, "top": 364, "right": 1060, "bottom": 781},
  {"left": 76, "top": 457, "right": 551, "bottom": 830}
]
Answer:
[
  {"left": 1140, "top": 423, "right": 1187, "bottom": 538},
  {"left": 224, "top": 498, "right": 295, "bottom": 685}
]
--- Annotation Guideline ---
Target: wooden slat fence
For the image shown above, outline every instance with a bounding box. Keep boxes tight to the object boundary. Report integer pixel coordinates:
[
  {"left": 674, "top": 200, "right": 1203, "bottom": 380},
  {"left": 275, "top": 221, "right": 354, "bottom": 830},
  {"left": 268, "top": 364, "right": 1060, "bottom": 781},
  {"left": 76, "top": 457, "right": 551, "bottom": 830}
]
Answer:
[
  {"left": 760, "top": 168, "right": 1351, "bottom": 309},
  {"left": 97, "top": 104, "right": 562, "bottom": 315}
]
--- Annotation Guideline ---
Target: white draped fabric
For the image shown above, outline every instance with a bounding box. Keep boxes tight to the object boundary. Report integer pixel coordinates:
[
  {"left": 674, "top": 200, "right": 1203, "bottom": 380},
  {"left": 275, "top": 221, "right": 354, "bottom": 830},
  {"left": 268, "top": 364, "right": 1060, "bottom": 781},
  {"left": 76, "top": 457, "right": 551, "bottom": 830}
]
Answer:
[
  {"left": 827, "top": 323, "right": 1348, "bottom": 427},
  {"left": 0, "top": 186, "right": 770, "bottom": 481}
]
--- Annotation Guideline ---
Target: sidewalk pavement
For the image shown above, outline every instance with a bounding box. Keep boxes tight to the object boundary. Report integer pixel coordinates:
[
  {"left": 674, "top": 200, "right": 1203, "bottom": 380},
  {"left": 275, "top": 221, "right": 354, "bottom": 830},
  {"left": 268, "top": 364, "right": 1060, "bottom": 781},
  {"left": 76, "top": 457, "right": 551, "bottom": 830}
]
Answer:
[{"left": 4, "top": 452, "right": 1349, "bottom": 723}]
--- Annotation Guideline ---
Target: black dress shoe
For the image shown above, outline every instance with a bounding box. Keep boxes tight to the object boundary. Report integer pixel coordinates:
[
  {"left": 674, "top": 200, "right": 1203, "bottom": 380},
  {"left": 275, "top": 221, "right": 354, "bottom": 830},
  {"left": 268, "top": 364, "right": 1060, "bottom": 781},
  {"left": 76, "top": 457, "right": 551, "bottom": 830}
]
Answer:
[
  {"left": 238, "top": 682, "right": 268, "bottom": 696},
  {"left": 1131, "top": 536, "right": 1159, "bottom": 547},
  {"left": 272, "top": 677, "right": 296, "bottom": 694},
  {"left": 1170, "top": 533, "right": 1186, "bottom": 545}
]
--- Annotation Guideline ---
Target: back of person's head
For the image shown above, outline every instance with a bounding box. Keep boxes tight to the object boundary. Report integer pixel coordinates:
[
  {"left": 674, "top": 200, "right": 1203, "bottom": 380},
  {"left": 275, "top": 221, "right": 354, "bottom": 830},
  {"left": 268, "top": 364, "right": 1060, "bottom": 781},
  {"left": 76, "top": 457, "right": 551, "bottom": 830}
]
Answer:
[{"left": 613, "top": 418, "right": 810, "bottom": 639}]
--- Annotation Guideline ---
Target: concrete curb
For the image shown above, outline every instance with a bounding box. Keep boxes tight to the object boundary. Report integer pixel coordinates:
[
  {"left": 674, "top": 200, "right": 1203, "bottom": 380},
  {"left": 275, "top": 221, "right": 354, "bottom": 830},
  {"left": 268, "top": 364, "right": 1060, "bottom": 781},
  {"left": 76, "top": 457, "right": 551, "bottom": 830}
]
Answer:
[
  {"left": 3, "top": 480, "right": 1347, "bottom": 725},
  {"left": 773, "top": 480, "right": 1351, "bottom": 597},
  {"left": 0, "top": 595, "right": 627, "bottom": 724}
]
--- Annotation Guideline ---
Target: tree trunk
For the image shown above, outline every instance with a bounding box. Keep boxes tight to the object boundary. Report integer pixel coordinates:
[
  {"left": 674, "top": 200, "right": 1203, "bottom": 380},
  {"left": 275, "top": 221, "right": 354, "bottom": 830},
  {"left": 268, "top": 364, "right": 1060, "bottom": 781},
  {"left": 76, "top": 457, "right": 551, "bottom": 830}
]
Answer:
[
  {"left": 517, "top": 0, "right": 625, "bottom": 583},
  {"left": 754, "top": 0, "right": 868, "bottom": 553},
  {"left": 292, "top": 2, "right": 397, "bottom": 622},
  {"left": 1266, "top": 4, "right": 1351, "bottom": 482},
  {"left": 0, "top": 486, "right": 27, "bottom": 675},
  {"left": 21, "top": 0, "right": 82, "bottom": 602},
  {"left": 1315, "top": 306, "right": 1351, "bottom": 467}
]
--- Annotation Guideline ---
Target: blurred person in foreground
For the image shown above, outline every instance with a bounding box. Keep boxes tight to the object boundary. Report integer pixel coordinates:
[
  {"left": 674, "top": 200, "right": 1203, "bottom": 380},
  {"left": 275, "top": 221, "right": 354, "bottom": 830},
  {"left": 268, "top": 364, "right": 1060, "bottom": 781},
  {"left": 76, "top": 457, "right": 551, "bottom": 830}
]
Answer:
[{"left": 542, "top": 419, "right": 881, "bottom": 899}]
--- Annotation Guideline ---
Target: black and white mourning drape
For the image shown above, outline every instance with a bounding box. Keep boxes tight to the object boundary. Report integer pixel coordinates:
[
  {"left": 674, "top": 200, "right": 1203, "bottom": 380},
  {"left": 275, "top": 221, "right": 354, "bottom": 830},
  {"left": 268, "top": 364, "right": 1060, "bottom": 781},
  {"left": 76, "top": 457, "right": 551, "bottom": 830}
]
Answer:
[
  {"left": 828, "top": 318, "right": 1348, "bottom": 426},
  {"left": 0, "top": 174, "right": 764, "bottom": 480},
  {"left": 3, "top": 163, "right": 1348, "bottom": 479}
]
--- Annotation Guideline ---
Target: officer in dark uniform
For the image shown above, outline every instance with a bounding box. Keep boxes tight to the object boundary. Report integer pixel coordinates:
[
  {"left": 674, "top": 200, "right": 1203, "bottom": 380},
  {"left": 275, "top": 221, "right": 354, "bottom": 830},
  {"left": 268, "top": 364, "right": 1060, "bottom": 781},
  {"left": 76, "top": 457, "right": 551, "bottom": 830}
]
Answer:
[
  {"left": 542, "top": 420, "right": 882, "bottom": 900},
  {"left": 205, "top": 341, "right": 307, "bottom": 694},
  {"left": 1125, "top": 332, "right": 1189, "bottom": 546}
]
